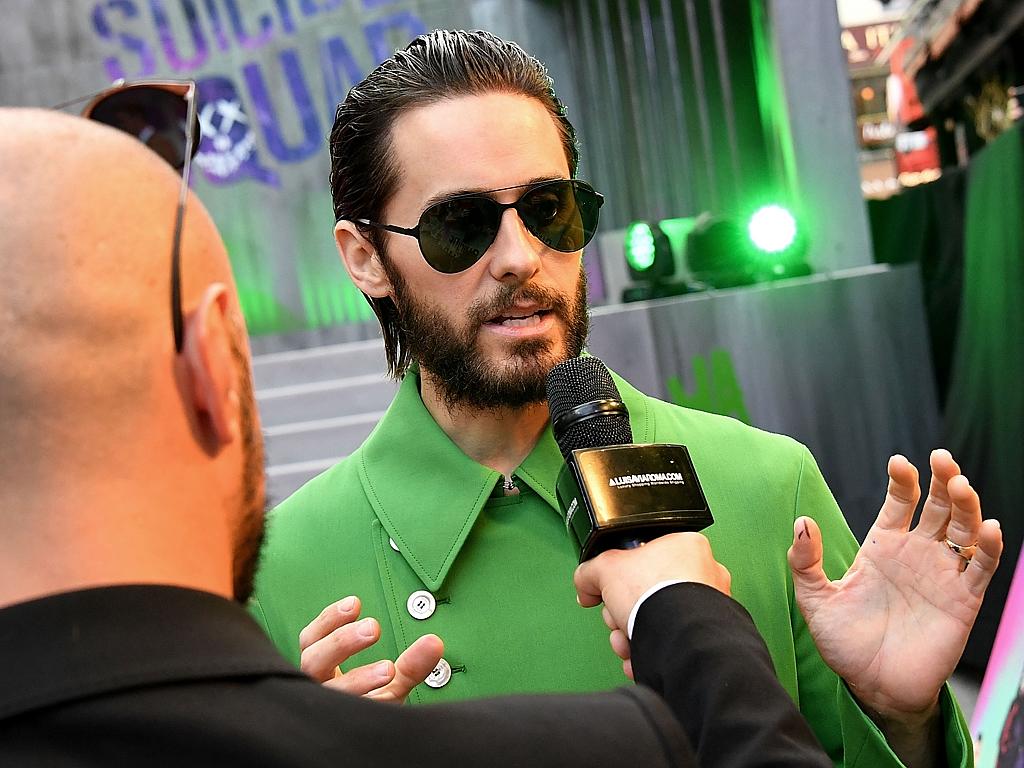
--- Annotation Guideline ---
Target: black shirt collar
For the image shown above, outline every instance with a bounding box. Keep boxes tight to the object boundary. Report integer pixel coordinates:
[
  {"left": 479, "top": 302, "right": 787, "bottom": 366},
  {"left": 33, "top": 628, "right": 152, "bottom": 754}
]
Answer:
[{"left": 0, "top": 584, "right": 304, "bottom": 720}]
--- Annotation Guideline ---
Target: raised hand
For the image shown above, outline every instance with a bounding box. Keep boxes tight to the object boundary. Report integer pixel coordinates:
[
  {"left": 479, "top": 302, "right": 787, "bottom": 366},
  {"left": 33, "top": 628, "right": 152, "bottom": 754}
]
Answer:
[
  {"left": 298, "top": 595, "right": 443, "bottom": 703},
  {"left": 789, "top": 450, "right": 1001, "bottom": 744}
]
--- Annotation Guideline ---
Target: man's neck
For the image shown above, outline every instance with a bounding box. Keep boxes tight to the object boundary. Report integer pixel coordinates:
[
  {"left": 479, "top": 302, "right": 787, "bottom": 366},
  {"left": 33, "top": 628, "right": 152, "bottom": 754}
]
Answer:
[
  {"left": 419, "top": 370, "right": 550, "bottom": 476},
  {"left": 0, "top": 481, "right": 235, "bottom": 609}
]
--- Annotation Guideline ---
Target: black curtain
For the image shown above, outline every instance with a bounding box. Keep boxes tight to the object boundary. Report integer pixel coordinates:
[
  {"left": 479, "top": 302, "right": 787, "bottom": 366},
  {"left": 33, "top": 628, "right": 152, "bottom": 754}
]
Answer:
[
  {"left": 868, "top": 123, "right": 1024, "bottom": 672},
  {"left": 944, "top": 124, "right": 1024, "bottom": 672},
  {"left": 867, "top": 167, "right": 967, "bottom": 408}
]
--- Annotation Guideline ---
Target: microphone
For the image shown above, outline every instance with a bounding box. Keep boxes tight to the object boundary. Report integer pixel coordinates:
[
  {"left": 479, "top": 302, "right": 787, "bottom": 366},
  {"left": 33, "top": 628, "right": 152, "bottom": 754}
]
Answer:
[{"left": 547, "top": 356, "right": 714, "bottom": 562}]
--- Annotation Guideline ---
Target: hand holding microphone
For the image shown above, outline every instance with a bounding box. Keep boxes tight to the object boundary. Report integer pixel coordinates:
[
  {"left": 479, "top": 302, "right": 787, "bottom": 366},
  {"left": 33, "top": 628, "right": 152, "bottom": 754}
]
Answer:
[
  {"left": 574, "top": 532, "right": 733, "bottom": 678},
  {"left": 574, "top": 532, "right": 733, "bottom": 628},
  {"left": 549, "top": 355, "right": 721, "bottom": 677},
  {"left": 546, "top": 356, "right": 714, "bottom": 561}
]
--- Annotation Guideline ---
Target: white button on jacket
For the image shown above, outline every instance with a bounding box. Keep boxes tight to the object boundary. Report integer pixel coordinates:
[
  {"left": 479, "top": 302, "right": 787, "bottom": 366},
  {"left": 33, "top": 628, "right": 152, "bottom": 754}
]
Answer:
[
  {"left": 425, "top": 658, "right": 452, "bottom": 689},
  {"left": 406, "top": 590, "right": 436, "bottom": 620}
]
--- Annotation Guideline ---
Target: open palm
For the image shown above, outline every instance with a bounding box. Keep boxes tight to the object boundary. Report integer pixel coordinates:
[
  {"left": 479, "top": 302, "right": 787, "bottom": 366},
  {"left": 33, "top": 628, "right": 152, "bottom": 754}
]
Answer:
[{"left": 789, "top": 450, "right": 1002, "bottom": 720}]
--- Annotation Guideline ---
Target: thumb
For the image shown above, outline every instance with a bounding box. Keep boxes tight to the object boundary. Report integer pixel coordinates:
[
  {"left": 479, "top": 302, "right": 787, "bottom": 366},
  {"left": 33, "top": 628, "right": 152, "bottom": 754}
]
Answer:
[
  {"left": 573, "top": 557, "right": 607, "bottom": 609},
  {"left": 788, "top": 516, "right": 832, "bottom": 611},
  {"left": 373, "top": 634, "right": 444, "bottom": 703}
]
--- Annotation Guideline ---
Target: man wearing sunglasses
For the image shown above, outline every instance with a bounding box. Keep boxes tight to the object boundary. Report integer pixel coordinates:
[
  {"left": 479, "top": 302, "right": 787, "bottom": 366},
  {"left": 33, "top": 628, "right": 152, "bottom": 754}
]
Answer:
[
  {"left": 0, "top": 106, "right": 844, "bottom": 766},
  {"left": 251, "top": 30, "right": 1000, "bottom": 768}
]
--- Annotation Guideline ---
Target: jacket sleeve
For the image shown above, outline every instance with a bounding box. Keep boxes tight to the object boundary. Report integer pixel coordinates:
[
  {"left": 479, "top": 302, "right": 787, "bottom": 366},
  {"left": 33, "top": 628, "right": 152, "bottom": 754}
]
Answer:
[
  {"left": 788, "top": 446, "right": 972, "bottom": 768},
  {"left": 631, "top": 582, "right": 832, "bottom": 768},
  {"left": 386, "top": 685, "right": 700, "bottom": 768}
]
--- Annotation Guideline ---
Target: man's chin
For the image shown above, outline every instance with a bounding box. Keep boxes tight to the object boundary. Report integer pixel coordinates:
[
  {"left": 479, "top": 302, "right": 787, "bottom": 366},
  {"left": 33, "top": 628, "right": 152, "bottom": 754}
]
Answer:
[
  {"left": 485, "top": 339, "right": 563, "bottom": 377},
  {"left": 423, "top": 343, "right": 557, "bottom": 412}
]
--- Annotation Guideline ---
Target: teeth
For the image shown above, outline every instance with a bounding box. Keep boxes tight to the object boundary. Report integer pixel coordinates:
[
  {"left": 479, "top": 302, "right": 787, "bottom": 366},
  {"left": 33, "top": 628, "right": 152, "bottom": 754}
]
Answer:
[{"left": 501, "top": 313, "right": 541, "bottom": 327}]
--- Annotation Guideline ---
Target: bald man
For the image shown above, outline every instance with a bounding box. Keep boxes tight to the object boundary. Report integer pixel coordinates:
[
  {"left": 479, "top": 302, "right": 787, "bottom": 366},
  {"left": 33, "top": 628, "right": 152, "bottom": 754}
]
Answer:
[{"left": 0, "top": 112, "right": 262, "bottom": 606}]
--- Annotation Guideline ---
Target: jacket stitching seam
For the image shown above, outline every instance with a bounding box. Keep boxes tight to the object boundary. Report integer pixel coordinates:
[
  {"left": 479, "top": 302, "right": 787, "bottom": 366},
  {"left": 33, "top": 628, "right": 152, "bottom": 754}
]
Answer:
[
  {"left": 361, "top": 450, "right": 491, "bottom": 586},
  {"left": 375, "top": 521, "right": 410, "bottom": 652}
]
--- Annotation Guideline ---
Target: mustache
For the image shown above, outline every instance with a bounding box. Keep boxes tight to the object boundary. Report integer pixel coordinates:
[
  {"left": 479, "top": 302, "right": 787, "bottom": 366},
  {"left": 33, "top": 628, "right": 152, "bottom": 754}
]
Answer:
[{"left": 468, "top": 283, "right": 573, "bottom": 325}]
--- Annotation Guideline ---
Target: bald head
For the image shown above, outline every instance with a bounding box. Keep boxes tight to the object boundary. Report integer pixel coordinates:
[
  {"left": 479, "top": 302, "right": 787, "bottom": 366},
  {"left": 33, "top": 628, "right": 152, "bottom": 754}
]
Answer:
[
  {"left": 0, "top": 108, "right": 263, "bottom": 604},
  {"left": 0, "top": 108, "right": 244, "bottom": 468}
]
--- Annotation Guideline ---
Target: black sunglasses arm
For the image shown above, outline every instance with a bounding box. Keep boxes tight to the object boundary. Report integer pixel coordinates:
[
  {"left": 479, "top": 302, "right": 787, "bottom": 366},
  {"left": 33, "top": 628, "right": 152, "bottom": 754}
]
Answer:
[
  {"left": 355, "top": 219, "right": 419, "bottom": 238},
  {"left": 354, "top": 194, "right": 540, "bottom": 237}
]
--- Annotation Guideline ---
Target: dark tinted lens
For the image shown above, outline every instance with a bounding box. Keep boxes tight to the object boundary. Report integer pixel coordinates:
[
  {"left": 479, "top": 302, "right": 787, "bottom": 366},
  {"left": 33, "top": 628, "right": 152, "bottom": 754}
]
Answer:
[
  {"left": 87, "top": 87, "right": 194, "bottom": 170},
  {"left": 519, "top": 181, "right": 603, "bottom": 252},
  {"left": 419, "top": 196, "right": 502, "bottom": 273}
]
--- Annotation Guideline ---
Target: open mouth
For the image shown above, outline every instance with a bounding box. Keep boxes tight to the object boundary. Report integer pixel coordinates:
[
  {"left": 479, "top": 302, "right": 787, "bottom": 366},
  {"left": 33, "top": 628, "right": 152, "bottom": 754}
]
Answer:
[{"left": 484, "top": 308, "right": 552, "bottom": 328}]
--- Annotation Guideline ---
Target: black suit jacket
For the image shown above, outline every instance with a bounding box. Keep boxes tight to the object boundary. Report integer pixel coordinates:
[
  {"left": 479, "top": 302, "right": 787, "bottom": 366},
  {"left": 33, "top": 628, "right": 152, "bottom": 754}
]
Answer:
[{"left": 0, "top": 583, "right": 827, "bottom": 767}]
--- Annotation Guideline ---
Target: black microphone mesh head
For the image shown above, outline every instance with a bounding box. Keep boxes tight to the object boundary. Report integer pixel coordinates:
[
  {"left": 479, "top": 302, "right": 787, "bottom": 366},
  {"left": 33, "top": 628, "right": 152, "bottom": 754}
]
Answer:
[{"left": 546, "top": 357, "right": 633, "bottom": 460}]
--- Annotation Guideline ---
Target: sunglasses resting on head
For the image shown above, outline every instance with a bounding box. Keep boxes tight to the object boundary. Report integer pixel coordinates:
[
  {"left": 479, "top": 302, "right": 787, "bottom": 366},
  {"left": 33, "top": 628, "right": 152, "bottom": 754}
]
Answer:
[
  {"left": 355, "top": 178, "right": 605, "bottom": 274},
  {"left": 53, "top": 79, "right": 199, "bottom": 354}
]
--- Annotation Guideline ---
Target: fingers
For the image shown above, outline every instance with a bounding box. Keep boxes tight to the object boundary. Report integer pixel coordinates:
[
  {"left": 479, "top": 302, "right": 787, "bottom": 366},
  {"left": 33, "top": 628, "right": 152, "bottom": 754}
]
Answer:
[
  {"left": 601, "top": 606, "right": 616, "bottom": 631},
  {"left": 789, "top": 517, "right": 835, "bottom": 615},
  {"left": 299, "top": 615, "right": 381, "bottom": 683},
  {"left": 874, "top": 455, "right": 921, "bottom": 532},
  {"left": 914, "top": 449, "right": 961, "bottom": 539},
  {"left": 574, "top": 550, "right": 618, "bottom": 609},
  {"left": 718, "top": 563, "right": 733, "bottom": 597},
  {"left": 964, "top": 519, "right": 1003, "bottom": 598},
  {"left": 298, "top": 596, "right": 361, "bottom": 651},
  {"left": 368, "top": 634, "right": 445, "bottom": 703},
  {"left": 296, "top": 596, "right": 440, "bottom": 702},
  {"left": 323, "top": 659, "right": 394, "bottom": 695},
  {"left": 576, "top": 532, "right": 730, "bottom": 626},
  {"left": 612, "top": 626, "right": 635, "bottom": 678},
  {"left": 609, "top": 628, "right": 631, "bottom": 660},
  {"left": 788, "top": 517, "right": 823, "bottom": 573},
  {"left": 338, "top": 635, "right": 445, "bottom": 703},
  {"left": 901, "top": 450, "right": 982, "bottom": 558},
  {"left": 945, "top": 474, "right": 982, "bottom": 549}
]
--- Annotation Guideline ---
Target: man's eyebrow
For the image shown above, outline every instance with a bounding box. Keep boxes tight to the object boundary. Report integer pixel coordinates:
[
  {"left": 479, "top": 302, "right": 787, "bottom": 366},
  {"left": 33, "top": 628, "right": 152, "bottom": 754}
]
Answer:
[{"left": 420, "top": 175, "right": 566, "bottom": 210}]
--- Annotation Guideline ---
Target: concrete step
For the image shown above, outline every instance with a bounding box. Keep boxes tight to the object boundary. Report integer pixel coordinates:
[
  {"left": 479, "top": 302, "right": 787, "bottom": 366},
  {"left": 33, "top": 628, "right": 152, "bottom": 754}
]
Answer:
[
  {"left": 266, "top": 457, "right": 341, "bottom": 502},
  {"left": 253, "top": 337, "right": 396, "bottom": 503},
  {"left": 264, "top": 414, "right": 382, "bottom": 502},
  {"left": 264, "top": 410, "right": 385, "bottom": 466},
  {"left": 252, "top": 338, "right": 389, "bottom": 390},
  {"left": 257, "top": 373, "right": 398, "bottom": 427}
]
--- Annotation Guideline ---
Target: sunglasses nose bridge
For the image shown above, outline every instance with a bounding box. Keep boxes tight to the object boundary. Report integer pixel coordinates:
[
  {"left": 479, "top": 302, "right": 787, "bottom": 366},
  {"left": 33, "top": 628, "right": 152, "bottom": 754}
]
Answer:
[{"left": 485, "top": 203, "right": 544, "bottom": 281}]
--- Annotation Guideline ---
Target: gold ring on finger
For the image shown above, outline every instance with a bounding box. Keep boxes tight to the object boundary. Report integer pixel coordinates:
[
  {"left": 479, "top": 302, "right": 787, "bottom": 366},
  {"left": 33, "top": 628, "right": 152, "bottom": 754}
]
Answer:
[{"left": 943, "top": 537, "right": 977, "bottom": 561}]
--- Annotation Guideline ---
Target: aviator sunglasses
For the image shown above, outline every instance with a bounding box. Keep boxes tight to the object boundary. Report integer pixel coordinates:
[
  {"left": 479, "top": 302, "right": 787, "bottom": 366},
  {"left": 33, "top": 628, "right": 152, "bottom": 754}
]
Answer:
[
  {"left": 357, "top": 178, "right": 605, "bottom": 274},
  {"left": 53, "top": 79, "right": 200, "bottom": 353}
]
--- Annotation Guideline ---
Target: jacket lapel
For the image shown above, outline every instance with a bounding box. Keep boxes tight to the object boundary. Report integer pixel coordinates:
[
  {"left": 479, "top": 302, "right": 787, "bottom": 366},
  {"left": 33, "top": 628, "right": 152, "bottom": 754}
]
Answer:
[
  {"left": 356, "top": 368, "right": 655, "bottom": 592},
  {"left": 357, "top": 374, "right": 499, "bottom": 592}
]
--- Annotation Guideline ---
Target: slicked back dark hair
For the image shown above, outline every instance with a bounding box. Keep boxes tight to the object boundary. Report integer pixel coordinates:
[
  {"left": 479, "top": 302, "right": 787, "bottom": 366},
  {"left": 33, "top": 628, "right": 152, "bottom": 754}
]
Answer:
[{"left": 329, "top": 29, "right": 580, "bottom": 379}]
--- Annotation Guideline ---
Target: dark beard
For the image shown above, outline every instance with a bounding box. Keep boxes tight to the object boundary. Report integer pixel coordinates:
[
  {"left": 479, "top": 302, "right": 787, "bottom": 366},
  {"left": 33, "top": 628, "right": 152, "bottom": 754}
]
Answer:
[
  {"left": 385, "top": 260, "right": 590, "bottom": 412},
  {"left": 228, "top": 331, "right": 267, "bottom": 603}
]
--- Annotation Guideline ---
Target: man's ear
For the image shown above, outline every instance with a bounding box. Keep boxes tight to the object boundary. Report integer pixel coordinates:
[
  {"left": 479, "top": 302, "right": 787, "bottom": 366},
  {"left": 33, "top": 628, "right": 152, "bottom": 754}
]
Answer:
[
  {"left": 335, "top": 220, "right": 391, "bottom": 298},
  {"left": 182, "top": 283, "right": 238, "bottom": 447}
]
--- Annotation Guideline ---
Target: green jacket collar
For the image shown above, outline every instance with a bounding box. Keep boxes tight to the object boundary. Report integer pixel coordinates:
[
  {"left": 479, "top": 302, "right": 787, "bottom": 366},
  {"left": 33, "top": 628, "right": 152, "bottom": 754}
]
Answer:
[{"left": 357, "top": 369, "right": 653, "bottom": 592}]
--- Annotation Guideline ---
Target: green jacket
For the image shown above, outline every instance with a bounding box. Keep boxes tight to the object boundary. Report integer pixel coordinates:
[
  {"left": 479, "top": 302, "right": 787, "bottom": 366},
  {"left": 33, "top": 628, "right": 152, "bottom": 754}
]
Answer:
[{"left": 251, "top": 371, "right": 970, "bottom": 767}]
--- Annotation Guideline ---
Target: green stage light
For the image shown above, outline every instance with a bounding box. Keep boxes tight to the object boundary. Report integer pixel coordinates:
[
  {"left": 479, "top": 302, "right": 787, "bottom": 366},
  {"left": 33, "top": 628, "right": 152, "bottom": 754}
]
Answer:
[
  {"left": 658, "top": 217, "right": 698, "bottom": 256},
  {"left": 625, "top": 221, "right": 657, "bottom": 272},
  {"left": 748, "top": 205, "right": 797, "bottom": 254},
  {"left": 621, "top": 219, "right": 692, "bottom": 302},
  {"left": 686, "top": 214, "right": 755, "bottom": 289}
]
